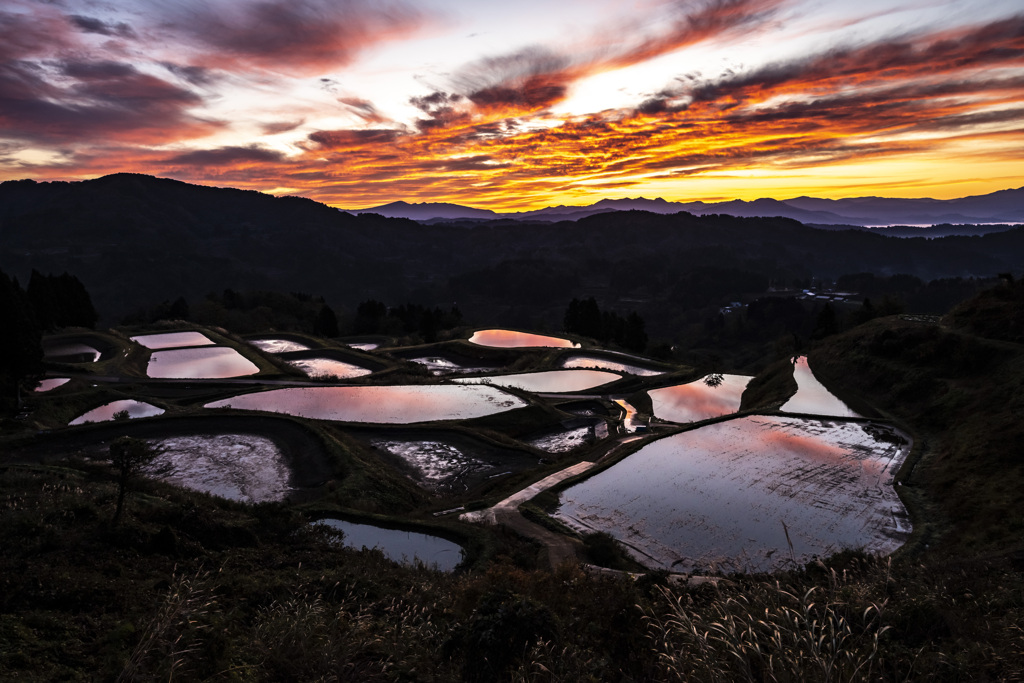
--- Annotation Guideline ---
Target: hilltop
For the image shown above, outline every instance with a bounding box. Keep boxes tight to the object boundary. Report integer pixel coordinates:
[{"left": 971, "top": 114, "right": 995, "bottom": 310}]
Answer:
[{"left": 2, "top": 174, "right": 1022, "bottom": 330}]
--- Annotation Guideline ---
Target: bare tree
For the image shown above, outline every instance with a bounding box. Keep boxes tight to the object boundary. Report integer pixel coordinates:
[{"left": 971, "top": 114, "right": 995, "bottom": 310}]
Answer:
[{"left": 110, "top": 436, "right": 165, "bottom": 526}]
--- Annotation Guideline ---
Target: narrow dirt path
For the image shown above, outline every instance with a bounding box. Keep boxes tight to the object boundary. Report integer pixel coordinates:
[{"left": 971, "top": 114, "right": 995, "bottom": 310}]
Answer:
[{"left": 460, "top": 435, "right": 647, "bottom": 569}]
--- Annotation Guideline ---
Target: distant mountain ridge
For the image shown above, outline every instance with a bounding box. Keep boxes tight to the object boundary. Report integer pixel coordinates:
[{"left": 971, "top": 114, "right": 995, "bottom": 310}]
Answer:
[{"left": 348, "top": 187, "right": 1024, "bottom": 226}]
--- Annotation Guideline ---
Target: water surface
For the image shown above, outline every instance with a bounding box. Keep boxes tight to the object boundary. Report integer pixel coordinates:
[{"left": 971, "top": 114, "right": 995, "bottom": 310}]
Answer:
[
  {"left": 131, "top": 331, "right": 214, "bottom": 349},
  {"left": 347, "top": 342, "right": 379, "bottom": 351},
  {"left": 287, "top": 357, "right": 373, "bottom": 379},
  {"left": 555, "top": 415, "right": 910, "bottom": 573},
  {"left": 780, "top": 356, "right": 859, "bottom": 417},
  {"left": 143, "top": 434, "right": 291, "bottom": 502},
  {"left": 249, "top": 338, "right": 311, "bottom": 353},
  {"left": 147, "top": 347, "right": 259, "bottom": 379},
  {"left": 370, "top": 439, "right": 491, "bottom": 492},
  {"left": 453, "top": 369, "right": 620, "bottom": 393},
  {"left": 70, "top": 399, "right": 164, "bottom": 425},
  {"left": 35, "top": 378, "right": 70, "bottom": 392},
  {"left": 206, "top": 384, "right": 526, "bottom": 423},
  {"left": 409, "top": 356, "right": 493, "bottom": 375},
  {"left": 560, "top": 355, "right": 664, "bottom": 376},
  {"left": 648, "top": 374, "right": 751, "bottom": 422},
  {"left": 316, "top": 518, "right": 463, "bottom": 571},
  {"left": 468, "top": 329, "right": 578, "bottom": 349}
]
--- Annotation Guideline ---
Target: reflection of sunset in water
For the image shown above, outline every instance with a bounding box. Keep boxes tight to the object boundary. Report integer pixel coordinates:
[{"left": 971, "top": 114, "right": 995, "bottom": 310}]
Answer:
[
  {"left": 781, "top": 357, "right": 859, "bottom": 417},
  {"left": 554, "top": 415, "right": 911, "bottom": 574},
  {"left": 206, "top": 385, "right": 526, "bottom": 423},
  {"left": 649, "top": 374, "right": 751, "bottom": 422},
  {"left": 454, "top": 369, "right": 619, "bottom": 393},
  {"left": 468, "top": 329, "right": 578, "bottom": 349}
]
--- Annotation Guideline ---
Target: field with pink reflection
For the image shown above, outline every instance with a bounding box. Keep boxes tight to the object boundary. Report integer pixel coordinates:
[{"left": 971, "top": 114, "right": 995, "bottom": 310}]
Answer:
[
  {"left": 648, "top": 374, "right": 752, "bottom": 423},
  {"left": 554, "top": 415, "right": 911, "bottom": 574},
  {"left": 205, "top": 384, "right": 526, "bottom": 423}
]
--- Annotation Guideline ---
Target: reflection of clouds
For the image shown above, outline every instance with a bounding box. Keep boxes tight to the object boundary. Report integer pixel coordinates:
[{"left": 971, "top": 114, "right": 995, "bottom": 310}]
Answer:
[
  {"left": 468, "top": 329, "right": 576, "bottom": 348},
  {"left": 554, "top": 415, "right": 910, "bottom": 573},
  {"left": 206, "top": 385, "right": 526, "bottom": 423},
  {"left": 649, "top": 374, "right": 750, "bottom": 422}
]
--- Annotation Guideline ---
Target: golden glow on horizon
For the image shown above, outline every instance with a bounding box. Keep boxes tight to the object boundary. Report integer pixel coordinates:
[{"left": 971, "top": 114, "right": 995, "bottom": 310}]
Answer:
[{"left": 1, "top": 0, "right": 1022, "bottom": 208}]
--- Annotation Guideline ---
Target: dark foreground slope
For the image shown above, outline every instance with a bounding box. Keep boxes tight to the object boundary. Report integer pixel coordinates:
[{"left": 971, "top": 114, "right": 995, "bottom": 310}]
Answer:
[
  {"left": 3, "top": 175, "right": 1023, "bottom": 327},
  {"left": 810, "top": 281, "right": 1024, "bottom": 557},
  {"left": 2, "top": 287, "right": 1024, "bottom": 680}
]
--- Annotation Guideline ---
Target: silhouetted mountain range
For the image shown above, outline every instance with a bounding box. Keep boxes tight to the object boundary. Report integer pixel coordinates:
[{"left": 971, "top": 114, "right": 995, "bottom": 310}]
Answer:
[
  {"left": 2, "top": 174, "right": 1022, "bottom": 327},
  {"left": 350, "top": 187, "right": 1024, "bottom": 227}
]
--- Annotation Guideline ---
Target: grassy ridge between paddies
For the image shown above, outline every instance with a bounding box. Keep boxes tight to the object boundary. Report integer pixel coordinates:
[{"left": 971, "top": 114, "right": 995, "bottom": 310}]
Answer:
[
  {"left": 809, "top": 281, "right": 1024, "bottom": 558},
  {"left": 3, "top": 286, "right": 1024, "bottom": 680}
]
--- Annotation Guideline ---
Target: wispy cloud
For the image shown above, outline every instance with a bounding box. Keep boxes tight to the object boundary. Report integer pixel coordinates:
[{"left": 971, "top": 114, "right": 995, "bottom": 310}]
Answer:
[{"left": 158, "top": 0, "right": 429, "bottom": 75}]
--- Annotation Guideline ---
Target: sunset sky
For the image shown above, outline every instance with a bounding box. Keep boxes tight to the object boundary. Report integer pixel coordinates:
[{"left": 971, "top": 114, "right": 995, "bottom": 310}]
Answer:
[{"left": 1, "top": 0, "right": 1022, "bottom": 209}]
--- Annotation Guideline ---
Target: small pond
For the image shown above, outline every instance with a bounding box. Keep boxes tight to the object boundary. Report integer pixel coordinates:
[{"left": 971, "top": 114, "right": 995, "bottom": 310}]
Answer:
[
  {"left": 453, "top": 369, "right": 620, "bottom": 393},
  {"left": 35, "top": 378, "right": 70, "bottom": 392},
  {"left": 143, "top": 434, "right": 292, "bottom": 503},
  {"left": 287, "top": 357, "right": 373, "bottom": 379},
  {"left": 554, "top": 415, "right": 911, "bottom": 574},
  {"left": 249, "top": 338, "right": 311, "bottom": 353},
  {"left": 147, "top": 347, "right": 260, "bottom": 379},
  {"left": 468, "top": 329, "right": 579, "bottom": 349},
  {"left": 43, "top": 342, "right": 100, "bottom": 363},
  {"left": 648, "top": 373, "right": 751, "bottom": 423},
  {"left": 131, "top": 331, "right": 214, "bottom": 349},
  {"left": 315, "top": 518, "right": 463, "bottom": 571},
  {"left": 780, "top": 356, "right": 859, "bottom": 417},
  {"left": 206, "top": 384, "right": 526, "bottom": 423},
  {"left": 70, "top": 399, "right": 165, "bottom": 425},
  {"left": 560, "top": 355, "right": 664, "bottom": 376}
]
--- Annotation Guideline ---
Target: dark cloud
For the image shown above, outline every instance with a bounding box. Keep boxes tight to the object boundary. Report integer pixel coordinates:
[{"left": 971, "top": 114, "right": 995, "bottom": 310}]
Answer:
[
  {"left": 164, "top": 145, "right": 286, "bottom": 166},
  {"left": 260, "top": 118, "right": 306, "bottom": 135},
  {"left": 60, "top": 60, "right": 137, "bottom": 80},
  {"left": 162, "top": 63, "right": 219, "bottom": 86},
  {"left": 339, "top": 97, "right": 388, "bottom": 124},
  {"left": 163, "top": 0, "right": 427, "bottom": 74},
  {"left": 452, "top": 47, "right": 576, "bottom": 114},
  {"left": 0, "top": 58, "right": 219, "bottom": 145},
  {"left": 305, "top": 128, "right": 402, "bottom": 148},
  {"left": 0, "top": 9, "right": 75, "bottom": 61},
  {"left": 68, "top": 15, "right": 135, "bottom": 38}
]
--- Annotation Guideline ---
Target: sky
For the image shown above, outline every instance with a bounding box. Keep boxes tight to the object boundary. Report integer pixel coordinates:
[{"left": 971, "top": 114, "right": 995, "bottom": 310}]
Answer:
[{"left": 1, "top": 0, "right": 1022, "bottom": 210}]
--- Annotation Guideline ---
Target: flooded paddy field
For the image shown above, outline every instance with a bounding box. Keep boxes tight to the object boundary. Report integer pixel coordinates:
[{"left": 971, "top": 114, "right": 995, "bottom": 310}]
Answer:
[
  {"left": 131, "top": 331, "right": 214, "bottom": 349},
  {"left": 526, "top": 422, "right": 604, "bottom": 453},
  {"left": 468, "top": 329, "right": 579, "bottom": 348},
  {"left": 205, "top": 384, "right": 527, "bottom": 423},
  {"left": 408, "top": 356, "right": 495, "bottom": 375},
  {"left": 35, "top": 377, "right": 70, "bottom": 392},
  {"left": 248, "top": 337, "right": 312, "bottom": 353},
  {"left": 356, "top": 429, "right": 538, "bottom": 493},
  {"left": 144, "top": 434, "right": 292, "bottom": 503},
  {"left": 315, "top": 518, "right": 463, "bottom": 571},
  {"left": 648, "top": 374, "right": 752, "bottom": 423},
  {"left": 453, "top": 369, "right": 621, "bottom": 393},
  {"left": 3, "top": 416, "right": 334, "bottom": 499},
  {"left": 560, "top": 354, "right": 665, "bottom": 376},
  {"left": 147, "top": 346, "right": 260, "bottom": 379},
  {"left": 554, "top": 415, "right": 911, "bottom": 574},
  {"left": 286, "top": 357, "right": 373, "bottom": 379},
  {"left": 781, "top": 356, "right": 860, "bottom": 417},
  {"left": 69, "top": 399, "right": 165, "bottom": 425}
]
